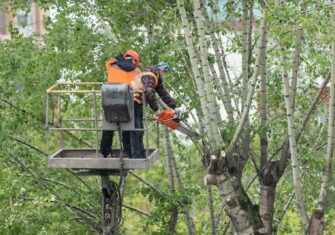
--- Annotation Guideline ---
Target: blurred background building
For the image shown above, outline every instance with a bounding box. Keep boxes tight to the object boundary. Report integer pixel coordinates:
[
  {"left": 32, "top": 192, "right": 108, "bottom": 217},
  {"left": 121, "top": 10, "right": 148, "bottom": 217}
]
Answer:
[{"left": 0, "top": 3, "right": 47, "bottom": 40}]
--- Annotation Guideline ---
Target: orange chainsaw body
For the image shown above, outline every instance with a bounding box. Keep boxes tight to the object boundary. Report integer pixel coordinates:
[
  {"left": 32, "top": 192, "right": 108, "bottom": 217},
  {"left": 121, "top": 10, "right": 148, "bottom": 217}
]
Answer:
[{"left": 157, "top": 110, "right": 180, "bottom": 130}]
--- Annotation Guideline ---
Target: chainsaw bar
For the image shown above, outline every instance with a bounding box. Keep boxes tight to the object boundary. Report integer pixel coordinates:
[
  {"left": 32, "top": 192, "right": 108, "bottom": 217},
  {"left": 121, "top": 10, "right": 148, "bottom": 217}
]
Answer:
[
  {"left": 158, "top": 109, "right": 199, "bottom": 138},
  {"left": 176, "top": 123, "right": 199, "bottom": 138}
]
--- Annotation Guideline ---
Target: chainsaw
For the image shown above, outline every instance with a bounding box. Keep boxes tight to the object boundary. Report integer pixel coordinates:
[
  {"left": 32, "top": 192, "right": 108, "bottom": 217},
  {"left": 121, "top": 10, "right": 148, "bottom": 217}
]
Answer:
[{"left": 157, "top": 109, "right": 199, "bottom": 138}]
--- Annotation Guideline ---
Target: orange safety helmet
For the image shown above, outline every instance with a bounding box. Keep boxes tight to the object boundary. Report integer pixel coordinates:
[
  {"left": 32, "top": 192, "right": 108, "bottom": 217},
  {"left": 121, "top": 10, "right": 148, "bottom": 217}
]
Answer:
[{"left": 123, "top": 49, "right": 140, "bottom": 66}]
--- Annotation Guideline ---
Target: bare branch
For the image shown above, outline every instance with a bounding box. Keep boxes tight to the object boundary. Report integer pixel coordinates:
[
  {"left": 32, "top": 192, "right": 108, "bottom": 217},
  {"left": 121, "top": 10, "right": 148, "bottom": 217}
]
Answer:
[{"left": 123, "top": 204, "right": 151, "bottom": 217}]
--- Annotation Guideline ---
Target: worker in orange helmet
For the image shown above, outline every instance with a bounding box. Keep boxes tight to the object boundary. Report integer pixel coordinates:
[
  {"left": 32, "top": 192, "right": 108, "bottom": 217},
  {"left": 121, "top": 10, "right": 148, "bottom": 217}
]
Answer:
[
  {"left": 123, "top": 49, "right": 140, "bottom": 66},
  {"left": 129, "top": 62, "right": 179, "bottom": 158},
  {"left": 105, "top": 49, "right": 141, "bottom": 83},
  {"left": 100, "top": 49, "right": 141, "bottom": 158}
]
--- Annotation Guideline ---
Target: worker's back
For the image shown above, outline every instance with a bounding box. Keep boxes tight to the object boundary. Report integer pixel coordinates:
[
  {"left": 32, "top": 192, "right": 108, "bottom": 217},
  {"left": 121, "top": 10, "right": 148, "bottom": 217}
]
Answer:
[{"left": 106, "top": 57, "right": 141, "bottom": 84}]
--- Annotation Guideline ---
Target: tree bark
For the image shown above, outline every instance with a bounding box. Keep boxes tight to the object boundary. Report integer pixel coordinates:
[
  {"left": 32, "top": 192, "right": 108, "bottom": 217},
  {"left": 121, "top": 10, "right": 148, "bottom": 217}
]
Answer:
[
  {"left": 308, "top": 2, "right": 335, "bottom": 232},
  {"left": 240, "top": 0, "right": 252, "bottom": 172},
  {"left": 290, "top": 26, "right": 304, "bottom": 112},
  {"left": 177, "top": 0, "right": 214, "bottom": 145},
  {"left": 259, "top": 18, "right": 268, "bottom": 169},
  {"left": 258, "top": 18, "right": 274, "bottom": 234},
  {"left": 164, "top": 127, "right": 178, "bottom": 233},
  {"left": 259, "top": 184, "right": 275, "bottom": 234},
  {"left": 217, "top": 174, "right": 254, "bottom": 234},
  {"left": 193, "top": 0, "right": 223, "bottom": 148},
  {"left": 242, "top": 0, "right": 250, "bottom": 106},
  {"left": 207, "top": 185, "right": 217, "bottom": 235},
  {"left": 201, "top": 3, "right": 234, "bottom": 126},
  {"left": 226, "top": 18, "right": 267, "bottom": 157},
  {"left": 165, "top": 127, "right": 196, "bottom": 234},
  {"left": 280, "top": 47, "right": 308, "bottom": 225}
]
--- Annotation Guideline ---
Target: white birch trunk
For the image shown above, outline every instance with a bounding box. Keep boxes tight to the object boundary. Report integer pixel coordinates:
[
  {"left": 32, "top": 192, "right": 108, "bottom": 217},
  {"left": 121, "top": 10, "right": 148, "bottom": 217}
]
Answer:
[
  {"left": 259, "top": 20, "right": 268, "bottom": 168},
  {"left": 290, "top": 27, "right": 303, "bottom": 111},
  {"left": 308, "top": 2, "right": 335, "bottom": 232},
  {"left": 275, "top": 9, "right": 308, "bottom": 226},
  {"left": 163, "top": 127, "right": 196, "bottom": 234},
  {"left": 163, "top": 127, "right": 179, "bottom": 232},
  {"left": 240, "top": 0, "right": 252, "bottom": 166},
  {"left": 213, "top": 96, "right": 224, "bottom": 128},
  {"left": 208, "top": 19, "right": 268, "bottom": 234},
  {"left": 164, "top": 128, "right": 176, "bottom": 191},
  {"left": 226, "top": 18, "right": 267, "bottom": 156},
  {"left": 210, "top": 40, "right": 235, "bottom": 126},
  {"left": 193, "top": 0, "right": 223, "bottom": 148},
  {"left": 242, "top": 0, "right": 251, "bottom": 104},
  {"left": 177, "top": 0, "right": 215, "bottom": 145},
  {"left": 280, "top": 48, "right": 308, "bottom": 225},
  {"left": 258, "top": 19, "right": 274, "bottom": 234},
  {"left": 201, "top": 4, "right": 234, "bottom": 125},
  {"left": 170, "top": 148, "right": 196, "bottom": 235},
  {"left": 207, "top": 185, "right": 217, "bottom": 235},
  {"left": 219, "top": 38, "right": 242, "bottom": 116}
]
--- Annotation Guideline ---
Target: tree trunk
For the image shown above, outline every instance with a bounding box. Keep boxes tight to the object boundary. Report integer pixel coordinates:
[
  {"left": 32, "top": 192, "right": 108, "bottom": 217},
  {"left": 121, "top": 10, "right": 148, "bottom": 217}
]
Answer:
[
  {"left": 259, "top": 18, "right": 268, "bottom": 168},
  {"left": 308, "top": 2, "right": 335, "bottom": 232},
  {"left": 193, "top": 0, "right": 222, "bottom": 148},
  {"left": 259, "top": 184, "right": 276, "bottom": 234},
  {"left": 204, "top": 17, "right": 267, "bottom": 234},
  {"left": 226, "top": 18, "right": 267, "bottom": 156},
  {"left": 164, "top": 127, "right": 178, "bottom": 233},
  {"left": 258, "top": 19, "right": 275, "bottom": 234},
  {"left": 308, "top": 211, "right": 324, "bottom": 235},
  {"left": 177, "top": 0, "right": 214, "bottom": 144},
  {"left": 201, "top": 4, "right": 234, "bottom": 126},
  {"left": 216, "top": 174, "right": 254, "bottom": 234},
  {"left": 242, "top": 0, "right": 250, "bottom": 106},
  {"left": 240, "top": 0, "right": 252, "bottom": 170},
  {"left": 165, "top": 128, "right": 196, "bottom": 234},
  {"left": 207, "top": 185, "right": 217, "bottom": 235},
  {"left": 280, "top": 46, "right": 308, "bottom": 225},
  {"left": 290, "top": 26, "right": 303, "bottom": 111}
]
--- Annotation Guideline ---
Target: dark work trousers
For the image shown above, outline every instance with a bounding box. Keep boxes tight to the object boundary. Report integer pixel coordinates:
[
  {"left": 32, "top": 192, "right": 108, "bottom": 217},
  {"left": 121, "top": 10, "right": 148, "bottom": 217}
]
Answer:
[
  {"left": 100, "top": 130, "right": 131, "bottom": 157},
  {"left": 130, "top": 102, "right": 145, "bottom": 158}
]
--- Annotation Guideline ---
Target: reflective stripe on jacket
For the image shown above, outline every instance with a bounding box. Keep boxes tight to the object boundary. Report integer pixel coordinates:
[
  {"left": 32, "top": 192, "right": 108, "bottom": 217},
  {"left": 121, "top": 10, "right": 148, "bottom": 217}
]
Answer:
[
  {"left": 130, "top": 71, "right": 176, "bottom": 111},
  {"left": 106, "top": 58, "right": 141, "bottom": 84},
  {"left": 130, "top": 72, "right": 159, "bottom": 92}
]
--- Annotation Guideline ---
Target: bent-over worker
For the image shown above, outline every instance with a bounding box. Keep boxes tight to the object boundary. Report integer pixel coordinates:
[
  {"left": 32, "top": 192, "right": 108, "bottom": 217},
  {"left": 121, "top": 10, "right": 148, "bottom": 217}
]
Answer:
[{"left": 130, "top": 62, "right": 179, "bottom": 158}]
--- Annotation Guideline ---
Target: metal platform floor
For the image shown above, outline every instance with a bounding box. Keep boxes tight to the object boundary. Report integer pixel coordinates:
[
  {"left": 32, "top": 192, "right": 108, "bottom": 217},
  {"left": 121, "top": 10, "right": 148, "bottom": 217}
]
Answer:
[{"left": 48, "top": 148, "right": 160, "bottom": 170}]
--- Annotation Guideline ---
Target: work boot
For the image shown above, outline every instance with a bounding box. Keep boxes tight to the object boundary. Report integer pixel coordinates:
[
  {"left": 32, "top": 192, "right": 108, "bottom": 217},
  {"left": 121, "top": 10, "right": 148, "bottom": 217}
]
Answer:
[{"left": 102, "top": 153, "right": 112, "bottom": 158}]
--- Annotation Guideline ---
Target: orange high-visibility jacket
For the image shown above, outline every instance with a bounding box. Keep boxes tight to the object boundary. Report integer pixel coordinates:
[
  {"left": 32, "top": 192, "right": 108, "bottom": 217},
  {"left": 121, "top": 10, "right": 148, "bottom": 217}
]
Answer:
[
  {"left": 106, "top": 58, "right": 141, "bottom": 84},
  {"left": 130, "top": 72, "right": 159, "bottom": 104},
  {"left": 130, "top": 72, "right": 159, "bottom": 92}
]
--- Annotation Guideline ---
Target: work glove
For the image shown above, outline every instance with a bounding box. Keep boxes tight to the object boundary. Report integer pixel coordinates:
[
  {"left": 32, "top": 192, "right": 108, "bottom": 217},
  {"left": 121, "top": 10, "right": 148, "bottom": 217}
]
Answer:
[{"left": 153, "top": 110, "right": 161, "bottom": 120}]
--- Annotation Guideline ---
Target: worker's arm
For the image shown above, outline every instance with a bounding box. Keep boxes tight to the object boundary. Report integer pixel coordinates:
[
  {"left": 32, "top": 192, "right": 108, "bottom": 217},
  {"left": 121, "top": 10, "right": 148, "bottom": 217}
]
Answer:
[
  {"left": 142, "top": 75, "right": 160, "bottom": 112},
  {"left": 155, "top": 81, "right": 176, "bottom": 109}
]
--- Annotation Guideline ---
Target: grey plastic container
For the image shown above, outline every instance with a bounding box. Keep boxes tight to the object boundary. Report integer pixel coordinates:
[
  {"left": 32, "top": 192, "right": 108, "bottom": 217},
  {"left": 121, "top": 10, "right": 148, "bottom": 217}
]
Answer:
[{"left": 101, "top": 83, "right": 132, "bottom": 123}]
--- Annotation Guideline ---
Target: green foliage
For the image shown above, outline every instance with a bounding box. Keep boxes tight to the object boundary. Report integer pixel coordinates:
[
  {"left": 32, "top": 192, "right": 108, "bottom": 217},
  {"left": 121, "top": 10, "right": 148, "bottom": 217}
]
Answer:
[
  {"left": 277, "top": 210, "right": 304, "bottom": 235},
  {"left": 1, "top": 0, "right": 335, "bottom": 234},
  {"left": 139, "top": 187, "right": 191, "bottom": 232}
]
